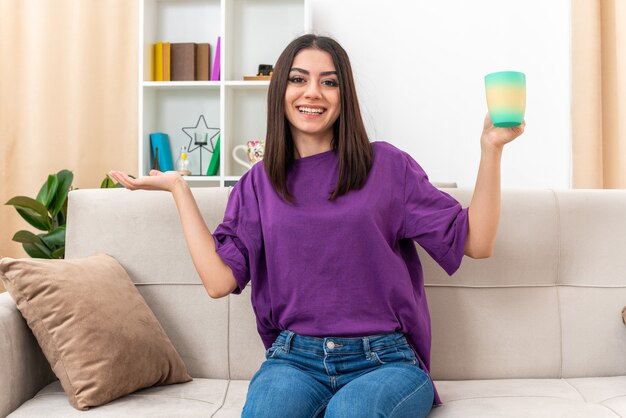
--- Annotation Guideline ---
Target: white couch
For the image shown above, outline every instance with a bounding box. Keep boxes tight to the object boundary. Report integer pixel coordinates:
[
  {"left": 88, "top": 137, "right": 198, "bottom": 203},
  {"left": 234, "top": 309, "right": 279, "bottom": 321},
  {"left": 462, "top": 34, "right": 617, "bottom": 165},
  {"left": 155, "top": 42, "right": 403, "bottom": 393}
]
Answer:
[{"left": 1, "top": 187, "right": 625, "bottom": 417}]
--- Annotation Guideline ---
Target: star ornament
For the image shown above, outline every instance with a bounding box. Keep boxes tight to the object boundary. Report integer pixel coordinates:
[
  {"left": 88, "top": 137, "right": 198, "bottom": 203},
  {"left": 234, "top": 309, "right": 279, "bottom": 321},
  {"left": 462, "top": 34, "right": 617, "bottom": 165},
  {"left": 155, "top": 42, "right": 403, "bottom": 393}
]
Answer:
[{"left": 182, "top": 114, "right": 220, "bottom": 153}]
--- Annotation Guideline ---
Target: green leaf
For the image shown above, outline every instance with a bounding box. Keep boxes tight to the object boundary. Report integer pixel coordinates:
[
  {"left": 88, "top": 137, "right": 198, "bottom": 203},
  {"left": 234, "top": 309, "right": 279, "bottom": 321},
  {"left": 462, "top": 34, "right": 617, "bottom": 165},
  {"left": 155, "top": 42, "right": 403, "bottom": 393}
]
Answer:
[
  {"left": 6, "top": 197, "right": 51, "bottom": 231},
  {"left": 15, "top": 208, "right": 49, "bottom": 231},
  {"left": 40, "top": 227, "right": 66, "bottom": 249},
  {"left": 58, "top": 198, "right": 68, "bottom": 226},
  {"left": 51, "top": 246, "right": 65, "bottom": 259},
  {"left": 22, "top": 242, "right": 53, "bottom": 259},
  {"left": 54, "top": 211, "right": 66, "bottom": 231},
  {"left": 100, "top": 175, "right": 117, "bottom": 188},
  {"left": 12, "top": 230, "right": 45, "bottom": 245},
  {"left": 36, "top": 175, "right": 59, "bottom": 208},
  {"left": 50, "top": 170, "right": 73, "bottom": 218}
]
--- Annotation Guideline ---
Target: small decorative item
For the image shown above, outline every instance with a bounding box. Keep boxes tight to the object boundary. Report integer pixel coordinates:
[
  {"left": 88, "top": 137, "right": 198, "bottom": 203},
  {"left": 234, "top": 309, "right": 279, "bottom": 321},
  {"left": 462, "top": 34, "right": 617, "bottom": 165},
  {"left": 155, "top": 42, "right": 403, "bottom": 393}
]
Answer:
[
  {"left": 232, "top": 140, "right": 265, "bottom": 169},
  {"left": 243, "top": 64, "right": 273, "bottom": 81},
  {"left": 258, "top": 64, "right": 273, "bottom": 76},
  {"left": 194, "top": 132, "right": 208, "bottom": 145},
  {"left": 175, "top": 146, "right": 191, "bottom": 176},
  {"left": 181, "top": 114, "right": 220, "bottom": 175}
]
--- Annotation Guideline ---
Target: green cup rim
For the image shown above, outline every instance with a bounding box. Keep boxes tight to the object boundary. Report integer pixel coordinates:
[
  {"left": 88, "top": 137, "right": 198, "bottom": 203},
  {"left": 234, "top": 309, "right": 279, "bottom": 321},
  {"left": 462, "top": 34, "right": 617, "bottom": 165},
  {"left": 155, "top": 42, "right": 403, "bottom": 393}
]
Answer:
[{"left": 485, "top": 70, "right": 526, "bottom": 80}]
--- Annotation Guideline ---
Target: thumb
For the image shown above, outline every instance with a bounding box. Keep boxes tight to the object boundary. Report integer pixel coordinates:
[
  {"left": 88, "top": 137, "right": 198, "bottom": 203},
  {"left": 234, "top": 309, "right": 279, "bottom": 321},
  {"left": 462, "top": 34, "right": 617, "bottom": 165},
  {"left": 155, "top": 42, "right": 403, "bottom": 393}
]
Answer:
[
  {"left": 149, "top": 170, "right": 163, "bottom": 176},
  {"left": 484, "top": 113, "right": 493, "bottom": 128}
]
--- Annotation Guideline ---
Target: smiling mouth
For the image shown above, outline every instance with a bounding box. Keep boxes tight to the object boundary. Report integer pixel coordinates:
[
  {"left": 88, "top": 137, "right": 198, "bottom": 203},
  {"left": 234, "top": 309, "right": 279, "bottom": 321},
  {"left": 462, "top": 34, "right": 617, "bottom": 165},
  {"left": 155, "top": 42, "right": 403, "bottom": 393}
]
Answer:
[{"left": 297, "top": 106, "right": 326, "bottom": 115}]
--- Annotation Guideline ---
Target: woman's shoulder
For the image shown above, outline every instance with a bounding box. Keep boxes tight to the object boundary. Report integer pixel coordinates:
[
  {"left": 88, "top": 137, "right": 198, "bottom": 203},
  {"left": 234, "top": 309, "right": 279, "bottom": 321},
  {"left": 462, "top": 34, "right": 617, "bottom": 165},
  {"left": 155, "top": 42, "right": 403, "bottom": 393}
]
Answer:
[
  {"left": 372, "top": 140, "right": 409, "bottom": 156},
  {"left": 229, "top": 162, "right": 263, "bottom": 198},
  {"left": 371, "top": 140, "right": 411, "bottom": 166}
]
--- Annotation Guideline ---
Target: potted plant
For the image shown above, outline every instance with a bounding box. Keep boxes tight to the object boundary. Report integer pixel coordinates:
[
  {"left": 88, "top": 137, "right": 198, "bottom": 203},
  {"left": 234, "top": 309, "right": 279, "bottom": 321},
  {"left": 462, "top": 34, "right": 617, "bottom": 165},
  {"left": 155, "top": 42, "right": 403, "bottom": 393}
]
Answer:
[{"left": 5, "top": 171, "right": 126, "bottom": 259}]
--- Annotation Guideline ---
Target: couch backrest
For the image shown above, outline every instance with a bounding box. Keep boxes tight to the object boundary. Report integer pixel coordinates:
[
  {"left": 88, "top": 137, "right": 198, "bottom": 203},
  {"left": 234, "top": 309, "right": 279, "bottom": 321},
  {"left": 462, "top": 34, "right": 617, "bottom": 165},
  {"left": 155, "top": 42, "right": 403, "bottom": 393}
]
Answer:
[
  {"left": 423, "top": 189, "right": 626, "bottom": 380},
  {"left": 66, "top": 188, "right": 264, "bottom": 380},
  {"left": 66, "top": 188, "right": 626, "bottom": 381}
]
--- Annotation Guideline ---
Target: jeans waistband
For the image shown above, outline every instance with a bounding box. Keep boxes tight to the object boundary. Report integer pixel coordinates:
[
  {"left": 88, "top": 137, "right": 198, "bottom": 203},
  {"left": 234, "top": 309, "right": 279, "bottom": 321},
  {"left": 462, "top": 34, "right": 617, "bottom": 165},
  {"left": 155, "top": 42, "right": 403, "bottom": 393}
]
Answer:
[{"left": 273, "top": 330, "right": 410, "bottom": 355}]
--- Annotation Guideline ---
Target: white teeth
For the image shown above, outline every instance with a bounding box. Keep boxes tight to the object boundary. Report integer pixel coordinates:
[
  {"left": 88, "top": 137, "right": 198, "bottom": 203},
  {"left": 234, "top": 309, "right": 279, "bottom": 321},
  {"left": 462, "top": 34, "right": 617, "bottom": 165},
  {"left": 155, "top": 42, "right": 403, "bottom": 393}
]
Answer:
[{"left": 298, "top": 106, "right": 325, "bottom": 114}]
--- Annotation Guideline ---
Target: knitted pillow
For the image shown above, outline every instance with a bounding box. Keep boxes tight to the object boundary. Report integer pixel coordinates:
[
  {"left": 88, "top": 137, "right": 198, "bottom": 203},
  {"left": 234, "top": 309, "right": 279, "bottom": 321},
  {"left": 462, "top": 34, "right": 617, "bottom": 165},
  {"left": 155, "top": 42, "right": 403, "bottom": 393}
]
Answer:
[{"left": 0, "top": 253, "right": 192, "bottom": 410}]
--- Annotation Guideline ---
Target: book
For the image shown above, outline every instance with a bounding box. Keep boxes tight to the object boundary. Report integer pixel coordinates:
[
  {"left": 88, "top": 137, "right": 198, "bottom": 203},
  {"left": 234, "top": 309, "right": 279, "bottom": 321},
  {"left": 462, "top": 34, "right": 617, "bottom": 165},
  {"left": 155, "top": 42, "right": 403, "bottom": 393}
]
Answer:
[
  {"left": 171, "top": 43, "right": 196, "bottom": 81},
  {"left": 206, "top": 135, "right": 220, "bottom": 176},
  {"left": 211, "top": 37, "right": 221, "bottom": 81},
  {"left": 153, "top": 42, "right": 164, "bottom": 81},
  {"left": 195, "top": 43, "right": 210, "bottom": 81},
  {"left": 149, "top": 133, "right": 174, "bottom": 172},
  {"left": 163, "top": 42, "right": 171, "bottom": 81}
]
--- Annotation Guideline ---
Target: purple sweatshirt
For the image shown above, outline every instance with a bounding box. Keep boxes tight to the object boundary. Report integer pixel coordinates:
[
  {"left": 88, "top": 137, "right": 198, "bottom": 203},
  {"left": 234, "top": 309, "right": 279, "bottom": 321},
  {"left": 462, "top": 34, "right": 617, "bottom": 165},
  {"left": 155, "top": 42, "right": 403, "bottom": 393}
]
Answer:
[{"left": 212, "top": 140, "right": 469, "bottom": 405}]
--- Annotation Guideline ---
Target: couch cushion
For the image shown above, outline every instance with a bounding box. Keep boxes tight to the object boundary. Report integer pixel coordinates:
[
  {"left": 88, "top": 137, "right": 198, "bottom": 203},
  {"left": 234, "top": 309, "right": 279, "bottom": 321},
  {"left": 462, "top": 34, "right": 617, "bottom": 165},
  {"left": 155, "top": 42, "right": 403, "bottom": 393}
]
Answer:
[
  {"left": 430, "top": 378, "right": 626, "bottom": 417},
  {"left": 214, "top": 380, "right": 250, "bottom": 417},
  {"left": 566, "top": 376, "right": 626, "bottom": 415},
  {"left": 10, "top": 377, "right": 626, "bottom": 417},
  {"left": 8, "top": 379, "right": 231, "bottom": 417},
  {"left": 0, "top": 254, "right": 192, "bottom": 410},
  {"left": 426, "top": 286, "right": 562, "bottom": 381}
]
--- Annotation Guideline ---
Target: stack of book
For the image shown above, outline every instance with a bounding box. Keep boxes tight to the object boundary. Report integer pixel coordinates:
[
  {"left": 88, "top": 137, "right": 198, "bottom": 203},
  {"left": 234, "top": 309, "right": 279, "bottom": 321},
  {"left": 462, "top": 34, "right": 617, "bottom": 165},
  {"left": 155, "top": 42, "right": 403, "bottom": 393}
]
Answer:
[{"left": 153, "top": 37, "right": 220, "bottom": 81}]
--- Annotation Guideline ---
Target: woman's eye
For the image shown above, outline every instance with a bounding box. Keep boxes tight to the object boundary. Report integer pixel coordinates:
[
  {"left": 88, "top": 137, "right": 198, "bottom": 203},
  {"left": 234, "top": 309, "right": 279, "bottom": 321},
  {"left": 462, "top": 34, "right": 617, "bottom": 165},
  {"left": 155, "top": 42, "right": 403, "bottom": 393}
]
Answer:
[
  {"left": 289, "top": 76, "right": 305, "bottom": 83},
  {"left": 322, "top": 79, "right": 338, "bottom": 87}
]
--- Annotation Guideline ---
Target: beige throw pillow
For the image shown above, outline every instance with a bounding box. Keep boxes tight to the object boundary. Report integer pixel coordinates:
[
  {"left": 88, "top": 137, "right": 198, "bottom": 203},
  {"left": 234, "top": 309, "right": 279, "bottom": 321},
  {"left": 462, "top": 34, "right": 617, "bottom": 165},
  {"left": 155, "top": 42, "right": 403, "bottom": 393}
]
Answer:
[{"left": 0, "top": 253, "right": 192, "bottom": 410}]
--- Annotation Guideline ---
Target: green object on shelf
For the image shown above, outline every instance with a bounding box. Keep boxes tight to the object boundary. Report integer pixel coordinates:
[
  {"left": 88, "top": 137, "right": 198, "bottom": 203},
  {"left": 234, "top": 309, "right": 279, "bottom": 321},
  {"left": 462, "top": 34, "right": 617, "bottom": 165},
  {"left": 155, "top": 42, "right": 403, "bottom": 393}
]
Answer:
[{"left": 206, "top": 135, "right": 220, "bottom": 176}]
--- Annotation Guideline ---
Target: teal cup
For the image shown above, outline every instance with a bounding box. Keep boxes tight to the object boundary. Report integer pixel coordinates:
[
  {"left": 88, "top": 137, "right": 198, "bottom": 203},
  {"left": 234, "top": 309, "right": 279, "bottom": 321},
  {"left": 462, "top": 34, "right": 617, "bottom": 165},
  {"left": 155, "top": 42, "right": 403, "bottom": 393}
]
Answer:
[{"left": 484, "top": 71, "right": 526, "bottom": 127}]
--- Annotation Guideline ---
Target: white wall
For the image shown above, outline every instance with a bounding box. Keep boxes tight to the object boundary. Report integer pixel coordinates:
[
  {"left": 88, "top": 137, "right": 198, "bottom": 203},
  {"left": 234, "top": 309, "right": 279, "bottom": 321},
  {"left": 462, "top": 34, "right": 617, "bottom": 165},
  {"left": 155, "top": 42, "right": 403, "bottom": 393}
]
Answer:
[{"left": 309, "top": 0, "right": 571, "bottom": 188}]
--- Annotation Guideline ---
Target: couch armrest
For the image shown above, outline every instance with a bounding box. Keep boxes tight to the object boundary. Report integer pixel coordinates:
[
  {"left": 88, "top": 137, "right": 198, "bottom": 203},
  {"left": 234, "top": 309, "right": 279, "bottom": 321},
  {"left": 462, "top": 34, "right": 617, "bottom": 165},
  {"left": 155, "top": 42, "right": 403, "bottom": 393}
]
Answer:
[{"left": 0, "top": 292, "right": 55, "bottom": 417}]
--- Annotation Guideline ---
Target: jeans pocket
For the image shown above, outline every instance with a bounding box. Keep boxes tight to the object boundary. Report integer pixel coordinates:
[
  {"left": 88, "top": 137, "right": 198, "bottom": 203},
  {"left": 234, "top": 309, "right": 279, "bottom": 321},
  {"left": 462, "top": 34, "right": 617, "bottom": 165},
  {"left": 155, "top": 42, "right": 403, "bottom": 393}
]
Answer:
[{"left": 371, "top": 344, "right": 417, "bottom": 365}]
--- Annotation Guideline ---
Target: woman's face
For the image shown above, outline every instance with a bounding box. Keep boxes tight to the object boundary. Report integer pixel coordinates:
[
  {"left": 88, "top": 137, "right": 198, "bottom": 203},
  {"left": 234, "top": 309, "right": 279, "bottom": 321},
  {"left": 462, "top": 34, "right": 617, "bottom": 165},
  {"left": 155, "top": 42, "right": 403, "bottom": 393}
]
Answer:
[{"left": 284, "top": 48, "right": 341, "bottom": 146}]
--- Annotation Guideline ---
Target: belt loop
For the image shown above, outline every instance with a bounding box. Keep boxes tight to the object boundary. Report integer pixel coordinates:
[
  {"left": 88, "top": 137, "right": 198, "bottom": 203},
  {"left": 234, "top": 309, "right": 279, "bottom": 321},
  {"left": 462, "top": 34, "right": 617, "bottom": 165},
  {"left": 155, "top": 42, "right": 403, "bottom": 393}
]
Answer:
[
  {"left": 362, "top": 336, "right": 371, "bottom": 360},
  {"left": 284, "top": 330, "right": 295, "bottom": 353}
]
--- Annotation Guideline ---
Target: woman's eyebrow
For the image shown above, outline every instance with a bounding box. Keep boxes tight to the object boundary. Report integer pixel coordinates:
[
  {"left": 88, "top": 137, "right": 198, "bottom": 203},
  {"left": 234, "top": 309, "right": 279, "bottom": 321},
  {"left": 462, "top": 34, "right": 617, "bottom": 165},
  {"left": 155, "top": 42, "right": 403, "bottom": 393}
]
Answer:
[{"left": 290, "top": 67, "right": 338, "bottom": 76}]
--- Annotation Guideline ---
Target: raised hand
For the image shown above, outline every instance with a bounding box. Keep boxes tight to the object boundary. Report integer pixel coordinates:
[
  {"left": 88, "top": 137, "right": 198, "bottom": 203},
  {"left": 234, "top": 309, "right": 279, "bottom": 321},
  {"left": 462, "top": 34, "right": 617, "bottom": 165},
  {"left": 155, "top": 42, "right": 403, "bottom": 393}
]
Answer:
[
  {"left": 480, "top": 113, "right": 526, "bottom": 151},
  {"left": 108, "top": 170, "right": 185, "bottom": 193}
]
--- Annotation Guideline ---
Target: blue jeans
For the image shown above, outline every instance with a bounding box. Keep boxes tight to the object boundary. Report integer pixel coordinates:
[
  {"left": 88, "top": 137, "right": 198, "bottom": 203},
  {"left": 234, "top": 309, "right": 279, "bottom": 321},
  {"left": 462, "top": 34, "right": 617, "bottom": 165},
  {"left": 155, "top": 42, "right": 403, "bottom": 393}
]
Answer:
[{"left": 242, "top": 330, "right": 434, "bottom": 418}]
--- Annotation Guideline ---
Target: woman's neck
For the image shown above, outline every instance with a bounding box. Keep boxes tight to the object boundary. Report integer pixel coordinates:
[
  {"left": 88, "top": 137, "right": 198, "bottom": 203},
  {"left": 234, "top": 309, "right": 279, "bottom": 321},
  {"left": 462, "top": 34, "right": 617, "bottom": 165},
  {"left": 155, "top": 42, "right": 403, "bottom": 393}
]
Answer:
[{"left": 293, "top": 136, "right": 333, "bottom": 159}]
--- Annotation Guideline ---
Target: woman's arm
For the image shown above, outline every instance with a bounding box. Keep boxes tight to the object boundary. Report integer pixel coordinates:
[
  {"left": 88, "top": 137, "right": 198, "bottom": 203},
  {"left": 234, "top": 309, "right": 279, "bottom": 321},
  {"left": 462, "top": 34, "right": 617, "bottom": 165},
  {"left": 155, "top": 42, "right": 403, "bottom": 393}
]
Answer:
[
  {"left": 464, "top": 115, "right": 525, "bottom": 258},
  {"left": 108, "top": 170, "right": 238, "bottom": 298}
]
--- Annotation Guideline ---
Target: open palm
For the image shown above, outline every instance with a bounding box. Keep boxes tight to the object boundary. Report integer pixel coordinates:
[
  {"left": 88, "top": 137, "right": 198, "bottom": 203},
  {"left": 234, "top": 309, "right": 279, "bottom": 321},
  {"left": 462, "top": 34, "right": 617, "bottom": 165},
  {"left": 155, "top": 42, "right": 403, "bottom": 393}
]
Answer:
[{"left": 108, "top": 170, "right": 183, "bottom": 192}]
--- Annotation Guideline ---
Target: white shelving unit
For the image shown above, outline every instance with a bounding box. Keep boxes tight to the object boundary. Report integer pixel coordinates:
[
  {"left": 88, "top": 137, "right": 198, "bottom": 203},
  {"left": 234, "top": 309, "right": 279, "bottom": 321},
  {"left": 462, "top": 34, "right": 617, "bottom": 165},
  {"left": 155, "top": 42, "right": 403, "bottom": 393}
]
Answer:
[{"left": 139, "top": 0, "right": 310, "bottom": 186}]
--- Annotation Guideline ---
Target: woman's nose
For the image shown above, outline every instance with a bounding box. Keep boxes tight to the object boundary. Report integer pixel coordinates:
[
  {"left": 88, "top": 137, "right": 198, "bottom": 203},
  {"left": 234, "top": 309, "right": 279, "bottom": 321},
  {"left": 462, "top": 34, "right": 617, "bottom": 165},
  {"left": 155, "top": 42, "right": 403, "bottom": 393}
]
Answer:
[{"left": 304, "top": 81, "right": 322, "bottom": 99}]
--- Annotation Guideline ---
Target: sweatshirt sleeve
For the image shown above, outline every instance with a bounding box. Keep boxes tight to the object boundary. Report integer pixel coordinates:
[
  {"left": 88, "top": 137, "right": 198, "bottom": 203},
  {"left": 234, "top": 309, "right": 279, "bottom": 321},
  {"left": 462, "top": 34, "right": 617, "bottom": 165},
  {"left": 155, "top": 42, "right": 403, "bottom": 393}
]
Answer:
[
  {"left": 402, "top": 151, "right": 469, "bottom": 276},
  {"left": 212, "top": 174, "right": 258, "bottom": 294}
]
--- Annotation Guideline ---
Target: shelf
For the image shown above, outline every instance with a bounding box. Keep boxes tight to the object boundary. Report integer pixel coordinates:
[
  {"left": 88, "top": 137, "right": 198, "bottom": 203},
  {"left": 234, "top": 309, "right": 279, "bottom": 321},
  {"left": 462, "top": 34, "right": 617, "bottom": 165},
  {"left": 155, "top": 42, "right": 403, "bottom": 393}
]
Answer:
[
  {"left": 143, "top": 81, "right": 221, "bottom": 90},
  {"left": 143, "top": 81, "right": 268, "bottom": 90},
  {"left": 139, "top": 0, "right": 309, "bottom": 186}
]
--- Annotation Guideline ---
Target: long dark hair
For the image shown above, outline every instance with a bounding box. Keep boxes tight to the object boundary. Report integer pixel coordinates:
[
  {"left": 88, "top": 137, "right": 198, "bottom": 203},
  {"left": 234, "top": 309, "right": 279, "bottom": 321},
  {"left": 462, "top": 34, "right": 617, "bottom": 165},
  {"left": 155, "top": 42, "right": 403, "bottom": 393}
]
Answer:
[{"left": 264, "top": 34, "right": 373, "bottom": 204}]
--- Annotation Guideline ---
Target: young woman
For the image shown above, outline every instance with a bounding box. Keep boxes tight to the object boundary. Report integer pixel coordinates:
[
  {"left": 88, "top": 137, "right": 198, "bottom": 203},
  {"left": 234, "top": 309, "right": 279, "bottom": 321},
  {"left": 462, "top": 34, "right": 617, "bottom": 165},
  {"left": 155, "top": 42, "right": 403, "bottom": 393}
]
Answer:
[{"left": 109, "top": 34, "right": 524, "bottom": 418}]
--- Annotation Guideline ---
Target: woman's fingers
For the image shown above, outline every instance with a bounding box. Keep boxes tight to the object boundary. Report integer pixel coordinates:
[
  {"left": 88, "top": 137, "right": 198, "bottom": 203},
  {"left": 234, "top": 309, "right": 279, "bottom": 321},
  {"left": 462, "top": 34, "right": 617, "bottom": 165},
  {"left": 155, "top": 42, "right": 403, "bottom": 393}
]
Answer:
[
  {"left": 109, "top": 171, "right": 140, "bottom": 190},
  {"left": 108, "top": 170, "right": 172, "bottom": 191}
]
